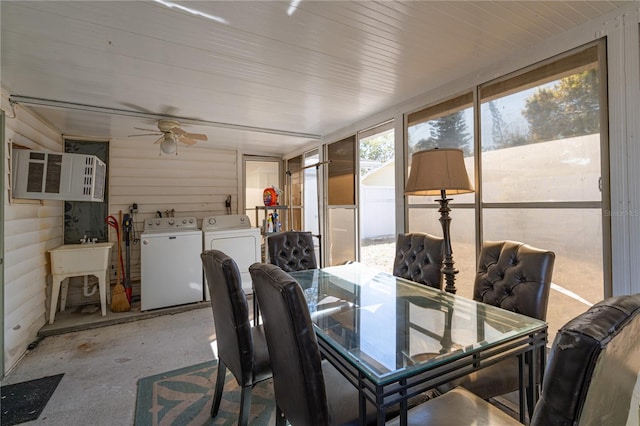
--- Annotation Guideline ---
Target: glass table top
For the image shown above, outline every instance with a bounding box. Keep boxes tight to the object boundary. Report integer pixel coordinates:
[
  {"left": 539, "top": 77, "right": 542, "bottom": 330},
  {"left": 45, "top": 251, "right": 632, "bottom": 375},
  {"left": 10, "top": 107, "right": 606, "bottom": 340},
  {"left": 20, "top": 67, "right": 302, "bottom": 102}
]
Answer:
[{"left": 289, "top": 262, "right": 547, "bottom": 384}]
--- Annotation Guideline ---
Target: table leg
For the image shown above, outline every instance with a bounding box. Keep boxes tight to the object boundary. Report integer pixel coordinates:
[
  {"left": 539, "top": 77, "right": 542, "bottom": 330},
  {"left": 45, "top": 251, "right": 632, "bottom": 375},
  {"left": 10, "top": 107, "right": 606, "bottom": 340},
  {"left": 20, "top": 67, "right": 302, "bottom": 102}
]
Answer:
[
  {"left": 518, "top": 353, "right": 526, "bottom": 423},
  {"left": 527, "top": 345, "right": 542, "bottom": 420}
]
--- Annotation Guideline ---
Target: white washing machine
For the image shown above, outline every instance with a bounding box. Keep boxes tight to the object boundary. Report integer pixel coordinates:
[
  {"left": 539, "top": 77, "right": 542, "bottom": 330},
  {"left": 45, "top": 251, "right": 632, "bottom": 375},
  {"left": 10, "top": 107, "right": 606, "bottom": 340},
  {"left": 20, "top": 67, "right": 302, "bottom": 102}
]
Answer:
[
  {"left": 141, "top": 216, "right": 203, "bottom": 311},
  {"left": 202, "top": 214, "right": 261, "bottom": 297}
]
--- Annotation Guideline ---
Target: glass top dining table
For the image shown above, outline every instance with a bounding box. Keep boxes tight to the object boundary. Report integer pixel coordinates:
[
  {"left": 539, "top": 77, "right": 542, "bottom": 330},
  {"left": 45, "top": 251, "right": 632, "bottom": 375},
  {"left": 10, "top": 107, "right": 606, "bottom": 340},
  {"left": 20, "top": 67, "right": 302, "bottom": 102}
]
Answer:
[{"left": 288, "top": 262, "right": 548, "bottom": 426}]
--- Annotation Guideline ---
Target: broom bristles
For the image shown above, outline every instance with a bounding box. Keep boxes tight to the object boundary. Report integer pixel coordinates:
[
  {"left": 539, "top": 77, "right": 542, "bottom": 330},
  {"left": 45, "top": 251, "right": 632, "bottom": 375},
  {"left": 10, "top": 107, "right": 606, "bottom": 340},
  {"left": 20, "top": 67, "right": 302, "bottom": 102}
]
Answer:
[{"left": 111, "top": 283, "right": 131, "bottom": 312}]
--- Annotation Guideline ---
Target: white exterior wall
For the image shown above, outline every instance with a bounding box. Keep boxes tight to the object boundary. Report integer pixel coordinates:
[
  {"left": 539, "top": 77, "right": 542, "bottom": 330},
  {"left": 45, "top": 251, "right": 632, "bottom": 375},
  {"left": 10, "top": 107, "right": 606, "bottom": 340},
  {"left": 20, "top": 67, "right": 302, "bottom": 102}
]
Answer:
[
  {"left": 2, "top": 92, "right": 64, "bottom": 372},
  {"left": 360, "top": 186, "right": 395, "bottom": 240}
]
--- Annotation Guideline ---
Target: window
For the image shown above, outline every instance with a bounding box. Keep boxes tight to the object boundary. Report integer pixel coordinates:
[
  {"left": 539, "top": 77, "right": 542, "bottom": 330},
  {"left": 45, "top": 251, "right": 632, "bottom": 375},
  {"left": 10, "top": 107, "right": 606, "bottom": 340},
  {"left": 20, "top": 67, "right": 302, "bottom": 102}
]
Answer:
[
  {"left": 406, "top": 94, "right": 476, "bottom": 298},
  {"left": 327, "top": 136, "right": 356, "bottom": 265},
  {"left": 359, "top": 121, "right": 395, "bottom": 273},
  {"left": 403, "top": 42, "right": 609, "bottom": 343},
  {"left": 63, "top": 140, "right": 109, "bottom": 244},
  {"left": 479, "top": 43, "right": 607, "bottom": 336}
]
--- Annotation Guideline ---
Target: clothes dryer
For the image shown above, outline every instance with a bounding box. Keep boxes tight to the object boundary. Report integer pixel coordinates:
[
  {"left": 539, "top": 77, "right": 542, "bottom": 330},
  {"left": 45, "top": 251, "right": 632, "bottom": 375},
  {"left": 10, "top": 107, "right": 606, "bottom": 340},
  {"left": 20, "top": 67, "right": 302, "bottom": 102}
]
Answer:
[
  {"left": 140, "top": 216, "right": 203, "bottom": 310},
  {"left": 202, "top": 214, "right": 261, "bottom": 298}
]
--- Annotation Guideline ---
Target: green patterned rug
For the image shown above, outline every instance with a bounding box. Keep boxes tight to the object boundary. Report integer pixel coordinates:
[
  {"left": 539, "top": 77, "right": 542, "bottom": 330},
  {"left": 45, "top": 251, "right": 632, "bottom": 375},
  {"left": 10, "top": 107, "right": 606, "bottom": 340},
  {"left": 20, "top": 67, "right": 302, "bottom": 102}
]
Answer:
[{"left": 135, "top": 360, "right": 276, "bottom": 425}]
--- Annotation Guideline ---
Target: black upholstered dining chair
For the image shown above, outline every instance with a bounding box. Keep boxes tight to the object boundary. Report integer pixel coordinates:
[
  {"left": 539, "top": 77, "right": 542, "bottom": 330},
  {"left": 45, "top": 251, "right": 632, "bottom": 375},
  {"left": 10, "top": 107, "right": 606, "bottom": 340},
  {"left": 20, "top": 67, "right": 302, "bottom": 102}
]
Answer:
[
  {"left": 437, "top": 240, "right": 555, "bottom": 412},
  {"left": 200, "top": 250, "right": 272, "bottom": 426},
  {"left": 396, "top": 293, "right": 640, "bottom": 426},
  {"left": 393, "top": 232, "right": 444, "bottom": 289},
  {"left": 267, "top": 230, "right": 317, "bottom": 272},
  {"left": 249, "top": 262, "right": 377, "bottom": 426}
]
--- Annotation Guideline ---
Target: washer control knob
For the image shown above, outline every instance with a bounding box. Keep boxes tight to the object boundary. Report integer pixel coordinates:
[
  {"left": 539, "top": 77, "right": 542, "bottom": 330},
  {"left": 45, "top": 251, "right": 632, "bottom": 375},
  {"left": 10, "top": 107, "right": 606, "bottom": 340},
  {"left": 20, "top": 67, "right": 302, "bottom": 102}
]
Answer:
[
  {"left": 168, "top": 219, "right": 175, "bottom": 225},
  {"left": 182, "top": 219, "right": 187, "bottom": 224},
  {"left": 189, "top": 218, "right": 194, "bottom": 224},
  {"left": 155, "top": 220, "right": 161, "bottom": 225},
  {"left": 208, "top": 218, "right": 216, "bottom": 225}
]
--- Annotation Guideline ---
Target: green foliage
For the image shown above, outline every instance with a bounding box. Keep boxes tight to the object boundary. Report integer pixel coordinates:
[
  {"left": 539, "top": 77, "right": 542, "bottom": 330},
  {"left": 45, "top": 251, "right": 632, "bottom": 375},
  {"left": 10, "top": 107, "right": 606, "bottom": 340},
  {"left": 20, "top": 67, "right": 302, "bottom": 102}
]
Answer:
[
  {"left": 489, "top": 100, "right": 508, "bottom": 147},
  {"left": 360, "top": 132, "right": 394, "bottom": 163},
  {"left": 414, "top": 111, "right": 472, "bottom": 155},
  {"left": 522, "top": 69, "right": 599, "bottom": 142}
]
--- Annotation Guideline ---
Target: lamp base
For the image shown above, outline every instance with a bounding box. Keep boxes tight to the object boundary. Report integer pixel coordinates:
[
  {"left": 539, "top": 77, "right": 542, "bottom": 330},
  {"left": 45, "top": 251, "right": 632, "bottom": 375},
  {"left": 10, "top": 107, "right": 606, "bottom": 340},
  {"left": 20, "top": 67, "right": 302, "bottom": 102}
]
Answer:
[{"left": 437, "top": 189, "right": 458, "bottom": 294}]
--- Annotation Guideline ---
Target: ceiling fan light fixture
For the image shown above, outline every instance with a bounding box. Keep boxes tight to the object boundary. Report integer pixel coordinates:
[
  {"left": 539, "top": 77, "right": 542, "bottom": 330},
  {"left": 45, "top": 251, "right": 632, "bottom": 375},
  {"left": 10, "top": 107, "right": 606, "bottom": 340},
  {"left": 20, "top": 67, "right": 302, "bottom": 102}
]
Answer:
[{"left": 160, "top": 134, "right": 177, "bottom": 154}]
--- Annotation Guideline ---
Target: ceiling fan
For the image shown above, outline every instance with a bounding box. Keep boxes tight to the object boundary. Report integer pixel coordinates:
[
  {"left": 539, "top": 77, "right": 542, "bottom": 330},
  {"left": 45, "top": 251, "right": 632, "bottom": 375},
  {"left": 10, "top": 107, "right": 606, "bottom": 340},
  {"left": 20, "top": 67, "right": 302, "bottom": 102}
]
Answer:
[{"left": 129, "top": 119, "right": 208, "bottom": 155}]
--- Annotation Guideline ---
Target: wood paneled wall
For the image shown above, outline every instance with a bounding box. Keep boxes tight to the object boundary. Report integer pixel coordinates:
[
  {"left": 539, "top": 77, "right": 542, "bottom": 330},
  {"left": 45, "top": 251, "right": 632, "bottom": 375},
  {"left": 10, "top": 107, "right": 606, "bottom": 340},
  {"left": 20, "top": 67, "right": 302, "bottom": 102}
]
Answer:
[
  {"left": 104, "top": 137, "right": 239, "bottom": 297},
  {"left": 1, "top": 93, "right": 241, "bottom": 372},
  {"left": 2, "top": 93, "right": 63, "bottom": 372}
]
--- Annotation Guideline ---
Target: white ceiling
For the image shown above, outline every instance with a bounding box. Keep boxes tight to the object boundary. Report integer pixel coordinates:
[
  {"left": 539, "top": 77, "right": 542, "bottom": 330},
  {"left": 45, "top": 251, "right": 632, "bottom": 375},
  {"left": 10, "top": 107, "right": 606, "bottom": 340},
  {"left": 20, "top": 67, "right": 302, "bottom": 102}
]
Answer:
[{"left": 1, "top": 1, "right": 628, "bottom": 156}]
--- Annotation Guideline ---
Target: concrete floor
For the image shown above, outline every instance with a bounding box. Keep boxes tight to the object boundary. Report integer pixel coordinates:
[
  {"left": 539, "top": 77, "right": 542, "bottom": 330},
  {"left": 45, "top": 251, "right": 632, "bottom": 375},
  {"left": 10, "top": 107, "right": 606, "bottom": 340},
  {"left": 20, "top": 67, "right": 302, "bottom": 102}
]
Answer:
[
  {"left": 2, "top": 296, "right": 523, "bottom": 425},
  {"left": 2, "top": 301, "right": 217, "bottom": 426}
]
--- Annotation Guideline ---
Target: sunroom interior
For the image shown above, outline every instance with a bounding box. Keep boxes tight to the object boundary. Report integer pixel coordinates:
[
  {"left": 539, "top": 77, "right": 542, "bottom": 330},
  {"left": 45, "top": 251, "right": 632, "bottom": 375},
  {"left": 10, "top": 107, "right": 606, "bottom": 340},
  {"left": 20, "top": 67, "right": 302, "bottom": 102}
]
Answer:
[{"left": 2, "top": 1, "right": 640, "bottom": 389}]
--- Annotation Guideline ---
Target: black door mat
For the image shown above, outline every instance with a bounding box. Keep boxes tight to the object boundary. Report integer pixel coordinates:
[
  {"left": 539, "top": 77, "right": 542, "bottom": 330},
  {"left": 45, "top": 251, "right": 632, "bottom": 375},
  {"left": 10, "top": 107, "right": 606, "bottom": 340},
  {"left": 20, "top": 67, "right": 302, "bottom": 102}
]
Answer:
[{"left": 1, "top": 373, "right": 64, "bottom": 425}]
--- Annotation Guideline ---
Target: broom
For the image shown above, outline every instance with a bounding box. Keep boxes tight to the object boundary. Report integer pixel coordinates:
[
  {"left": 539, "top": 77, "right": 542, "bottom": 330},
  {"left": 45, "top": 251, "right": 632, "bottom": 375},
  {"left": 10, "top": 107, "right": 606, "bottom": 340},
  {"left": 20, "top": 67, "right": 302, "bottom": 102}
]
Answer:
[{"left": 107, "top": 214, "right": 130, "bottom": 312}]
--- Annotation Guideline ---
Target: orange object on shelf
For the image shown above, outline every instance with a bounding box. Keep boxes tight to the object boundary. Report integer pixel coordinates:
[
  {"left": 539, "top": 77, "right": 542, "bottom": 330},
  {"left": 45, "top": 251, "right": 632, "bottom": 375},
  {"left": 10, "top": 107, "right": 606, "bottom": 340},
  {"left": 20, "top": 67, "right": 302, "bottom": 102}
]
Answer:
[{"left": 263, "top": 187, "right": 278, "bottom": 206}]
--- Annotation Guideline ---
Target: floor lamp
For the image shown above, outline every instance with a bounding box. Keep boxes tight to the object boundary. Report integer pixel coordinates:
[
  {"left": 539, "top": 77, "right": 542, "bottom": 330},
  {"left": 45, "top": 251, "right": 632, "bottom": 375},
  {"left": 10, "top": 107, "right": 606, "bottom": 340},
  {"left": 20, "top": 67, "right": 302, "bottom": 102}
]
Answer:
[{"left": 404, "top": 148, "right": 474, "bottom": 294}]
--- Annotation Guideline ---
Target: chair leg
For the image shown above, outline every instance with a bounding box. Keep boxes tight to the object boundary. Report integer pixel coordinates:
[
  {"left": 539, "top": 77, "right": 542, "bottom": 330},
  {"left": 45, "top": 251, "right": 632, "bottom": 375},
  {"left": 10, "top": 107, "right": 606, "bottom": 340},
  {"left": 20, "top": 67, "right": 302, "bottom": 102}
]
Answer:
[
  {"left": 275, "top": 405, "right": 286, "bottom": 426},
  {"left": 238, "top": 385, "right": 252, "bottom": 426},
  {"left": 211, "top": 361, "right": 227, "bottom": 417}
]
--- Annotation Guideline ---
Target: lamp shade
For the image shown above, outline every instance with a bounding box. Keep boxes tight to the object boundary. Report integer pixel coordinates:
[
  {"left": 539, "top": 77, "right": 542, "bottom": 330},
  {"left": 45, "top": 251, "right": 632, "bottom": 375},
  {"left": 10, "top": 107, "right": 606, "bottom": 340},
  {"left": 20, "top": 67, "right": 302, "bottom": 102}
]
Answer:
[
  {"left": 405, "top": 148, "right": 474, "bottom": 195},
  {"left": 160, "top": 134, "right": 177, "bottom": 154}
]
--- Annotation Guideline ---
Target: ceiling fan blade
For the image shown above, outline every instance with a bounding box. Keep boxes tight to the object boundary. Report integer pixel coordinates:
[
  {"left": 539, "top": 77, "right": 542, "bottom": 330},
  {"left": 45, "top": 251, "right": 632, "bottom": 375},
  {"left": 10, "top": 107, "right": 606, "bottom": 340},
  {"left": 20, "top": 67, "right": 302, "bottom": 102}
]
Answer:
[
  {"left": 153, "top": 135, "right": 164, "bottom": 144},
  {"left": 183, "top": 132, "right": 208, "bottom": 141},
  {"left": 170, "top": 127, "right": 207, "bottom": 141},
  {"left": 129, "top": 132, "right": 162, "bottom": 137},
  {"left": 178, "top": 135, "right": 198, "bottom": 146},
  {"left": 170, "top": 127, "right": 187, "bottom": 136},
  {"left": 134, "top": 127, "right": 160, "bottom": 132}
]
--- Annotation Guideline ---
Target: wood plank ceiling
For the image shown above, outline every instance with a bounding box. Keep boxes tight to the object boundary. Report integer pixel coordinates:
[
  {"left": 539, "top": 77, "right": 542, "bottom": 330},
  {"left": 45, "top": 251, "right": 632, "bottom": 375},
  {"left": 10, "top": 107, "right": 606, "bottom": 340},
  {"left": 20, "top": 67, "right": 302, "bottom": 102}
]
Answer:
[{"left": 0, "top": 1, "right": 627, "bottom": 155}]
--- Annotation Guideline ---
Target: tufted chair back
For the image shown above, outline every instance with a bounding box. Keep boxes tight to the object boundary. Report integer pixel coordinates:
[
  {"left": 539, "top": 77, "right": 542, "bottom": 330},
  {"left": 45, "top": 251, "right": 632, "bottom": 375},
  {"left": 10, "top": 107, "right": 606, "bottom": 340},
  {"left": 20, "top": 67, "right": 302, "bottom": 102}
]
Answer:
[
  {"left": 435, "top": 240, "right": 555, "bottom": 405},
  {"left": 267, "top": 231, "right": 318, "bottom": 272},
  {"left": 393, "top": 233, "right": 444, "bottom": 290},
  {"left": 474, "top": 240, "right": 555, "bottom": 320},
  {"left": 250, "top": 262, "right": 330, "bottom": 425},
  {"left": 200, "top": 250, "right": 271, "bottom": 424},
  {"left": 249, "top": 262, "right": 379, "bottom": 426}
]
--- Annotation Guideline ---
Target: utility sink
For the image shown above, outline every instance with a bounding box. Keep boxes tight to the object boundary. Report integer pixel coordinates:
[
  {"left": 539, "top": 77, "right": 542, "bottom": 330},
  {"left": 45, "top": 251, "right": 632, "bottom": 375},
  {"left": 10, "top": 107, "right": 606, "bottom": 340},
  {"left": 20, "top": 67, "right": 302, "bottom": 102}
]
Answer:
[
  {"left": 49, "top": 242, "right": 114, "bottom": 275},
  {"left": 48, "top": 242, "right": 115, "bottom": 324}
]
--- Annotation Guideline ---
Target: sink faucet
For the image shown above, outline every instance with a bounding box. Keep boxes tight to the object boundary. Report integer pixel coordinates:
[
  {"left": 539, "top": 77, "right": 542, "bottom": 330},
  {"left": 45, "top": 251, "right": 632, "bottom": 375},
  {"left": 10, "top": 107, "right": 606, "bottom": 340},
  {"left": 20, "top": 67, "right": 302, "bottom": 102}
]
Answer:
[{"left": 80, "top": 234, "right": 97, "bottom": 244}]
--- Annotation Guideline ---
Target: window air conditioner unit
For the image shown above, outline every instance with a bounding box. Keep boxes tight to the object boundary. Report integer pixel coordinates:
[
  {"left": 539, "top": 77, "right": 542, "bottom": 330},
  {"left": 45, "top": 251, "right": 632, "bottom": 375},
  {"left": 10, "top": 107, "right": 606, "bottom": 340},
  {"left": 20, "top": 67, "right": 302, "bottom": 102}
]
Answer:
[{"left": 12, "top": 150, "right": 106, "bottom": 202}]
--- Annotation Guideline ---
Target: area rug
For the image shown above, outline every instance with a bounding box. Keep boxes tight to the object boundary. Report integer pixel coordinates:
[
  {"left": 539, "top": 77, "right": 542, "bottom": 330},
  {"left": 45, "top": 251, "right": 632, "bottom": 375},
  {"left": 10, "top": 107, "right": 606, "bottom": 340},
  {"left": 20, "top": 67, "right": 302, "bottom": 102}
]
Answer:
[
  {"left": 1, "top": 373, "right": 64, "bottom": 426},
  {"left": 135, "top": 360, "right": 276, "bottom": 426}
]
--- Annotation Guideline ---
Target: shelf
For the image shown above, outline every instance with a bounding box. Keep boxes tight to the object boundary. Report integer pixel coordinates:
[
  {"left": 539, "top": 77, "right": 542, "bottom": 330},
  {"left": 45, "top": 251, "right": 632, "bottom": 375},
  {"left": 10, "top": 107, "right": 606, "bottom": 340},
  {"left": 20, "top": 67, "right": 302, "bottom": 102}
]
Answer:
[{"left": 255, "top": 205, "right": 288, "bottom": 236}]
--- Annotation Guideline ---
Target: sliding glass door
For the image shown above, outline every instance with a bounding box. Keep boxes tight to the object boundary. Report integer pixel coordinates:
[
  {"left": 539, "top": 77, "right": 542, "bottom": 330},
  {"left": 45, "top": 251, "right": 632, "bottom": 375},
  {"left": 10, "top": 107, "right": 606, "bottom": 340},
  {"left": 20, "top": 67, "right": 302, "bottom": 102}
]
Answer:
[
  {"left": 478, "top": 43, "right": 608, "bottom": 335},
  {"left": 404, "top": 41, "right": 609, "bottom": 343},
  {"left": 358, "top": 121, "right": 395, "bottom": 273},
  {"left": 326, "top": 136, "right": 357, "bottom": 266}
]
